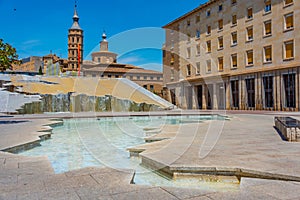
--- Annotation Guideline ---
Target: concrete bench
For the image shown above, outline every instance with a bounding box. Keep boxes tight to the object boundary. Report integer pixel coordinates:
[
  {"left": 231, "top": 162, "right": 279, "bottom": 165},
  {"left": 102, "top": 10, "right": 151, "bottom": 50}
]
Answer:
[{"left": 274, "top": 117, "right": 300, "bottom": 142}]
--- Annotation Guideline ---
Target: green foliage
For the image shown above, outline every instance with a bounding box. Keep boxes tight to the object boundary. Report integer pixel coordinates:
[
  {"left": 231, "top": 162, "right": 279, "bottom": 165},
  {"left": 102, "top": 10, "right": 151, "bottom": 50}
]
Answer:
[
  {"left": 38, "top": 66, "right": 43, "bottom": 75},
  {"left": 0, "top": 39, "right": 19, "bottom": 71}
]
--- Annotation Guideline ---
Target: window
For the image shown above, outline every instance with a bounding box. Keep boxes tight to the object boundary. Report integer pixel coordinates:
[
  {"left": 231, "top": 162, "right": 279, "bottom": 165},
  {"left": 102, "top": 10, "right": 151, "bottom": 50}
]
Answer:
[
  {"left": 186, "top": 47, "right": 191, "bottom": 58},
  {"left": 144, "top": 76, "right": 147, "bottom": 80},
  {"left": 246, "top": 26, "right": 253, "bottom": 41},
  {"left": 206, "top": 60, "right": 211, "bottom": 73},
  {"left": 108, "top": 74, "right": 112, "bottom": 78},
  {"left": 150, "top": 76, "right": 154, "bottom": 80},
  {"left": 196, "top": 15, "right": 200, "bottom": 23},
  {"left": 218, "top": 57, "right": 224, "bottom": 71},
  {"left": 196, "top": 62, "right": 200, "bottom": 74},
  {"left": 196, "top": 30, "right": 200, "bottom": 38},
  {"left": 207, "top": 25, "right": 211, "bottom": 35},
  {"left": 218, "top": 37, "right": 223, "bottom": 49},
  {"left": 283, "top": 74, "right": 296, "bottom": 108},
  {"left": 196, "top": 43, "right": 201, "bottom": 55},
  {"left": 232, "top": 0, "right": 237, "bottom": 5},
  {"left": 137, "top": 76, "right": 140, "bottom": 80},
  {"left": 284, "top": 13, "right": 294, "bottom": 30},
  {"left": 246, "top": 50, "right": 254, "bottom": 66},
  {"left": 247, "top": 7, "right": 253, "bottom": 19},
  {"left": 171, "top": 40, "right": 174, "bottom": 50},
  {"left": 265, "top": 0, "right": 271, "bottom": 12},
  {"left": 218, "top": 19, "right": 223, "bottom": 30},
  {"left": 285, "top": 0, "right": 293, "bottom": 5},
  {"left": 263, "top": 76, "right": 274, "bottom": 108},
  {"left": 284, "top": 40, "right": 294, "bottom": 60},
  {"left": 264, "top": 46, "right": 272, "bottom": 62},
  {"left": 264, "top": 21, "right": 272, "bottom": 36},
  {"left": 231, "top": 80, "right": 239, "bottom": 108},
  {"left": 246, "top": 78, "right": 255, "bottom": 108},
  {"left": 206, "top": 9, "right": 211, "bottom": 17},
  {"left": 115, "top": 75, "right": 119, "bottom": 78},
  {"left": 187, "top": 20, "right": 191, "bottom": 26},
  {"left": 130, "top": 76, "right": 133, "bottom": 80},
  {"left": 231, "top": 54, "right": 238, "bottom": 68},
  {"left": 232, "top": 15, "right": 237, "bottom": 25},
  {"left": 231, "top": 32, "right": 237, "bottom": 45},
  {"left": 143, "top": 85, "right": 147, "bottom": 89},
  {"left": 150, "top": 85, "right": 154, "bottom": 91},
  {"left": 219, "top": 4, "right": 223, "bottom": 12},
  {"left": 206, "top": 41, "right": 211, "bottom": 53},
  {"left": 186, "top": 64, "right": 191, "bottom": 76},
  {"left": 157, "top": 77, "right": 161, "bottom": 80}
]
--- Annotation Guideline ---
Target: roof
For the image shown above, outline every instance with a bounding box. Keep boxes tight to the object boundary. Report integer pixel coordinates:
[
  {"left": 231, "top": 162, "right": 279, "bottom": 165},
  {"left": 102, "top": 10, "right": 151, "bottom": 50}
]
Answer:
[
  {"left": 70, "top": 22, "right": 82, "bottom": 30},
  {"left": 82, "top": 65, "right": 162, "bottom": 75},
  {"left": 163, "top": 0, "right": 219, "bottom": 28}
]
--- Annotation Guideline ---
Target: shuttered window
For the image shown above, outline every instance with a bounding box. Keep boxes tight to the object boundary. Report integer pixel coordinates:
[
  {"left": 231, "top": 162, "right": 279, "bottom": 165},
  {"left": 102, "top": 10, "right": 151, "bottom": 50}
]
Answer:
[
  {"left": 207, "top": 41, "right": 211, "bottom": 53},
  {"left": 218, "top": 37, "right": 223, "bottom": 49},
  {"left": 218, "top": 19, "right": 223, "bottom": 30},
  {"left": 247, "top": 7, "right": 253, "bottom": 19},
  {"left": 231, "top": 54, "right": 237, "bottom": 68},
  {"left": 247, "top": 27, "right": 253, "bottom": 41},
  {"left": 247, "top": 50, "right": 253, "bottom": 65},
  {"left": 218, "top": 57, "right": 224, "bottom": 71},
  {"left": 232, "top": 32, "right": 237, "bottom": 45},
  {"left": 264, "top": 46, "right": 272, "bottom": 62},
  {"left": 207, "top": 25, "right": 211, "bottom": 34},
  {"left": 264, "top": 21, "right": 272, "bottom": 35},
  {"left": 284, "top": 41, "right": 294, "bottom": 59},
  {"left": 232, "top": 15, "right": 237, "bottom": 25},
  {"left": 285, "top": 13, "right": 293, "bottom": 29}
]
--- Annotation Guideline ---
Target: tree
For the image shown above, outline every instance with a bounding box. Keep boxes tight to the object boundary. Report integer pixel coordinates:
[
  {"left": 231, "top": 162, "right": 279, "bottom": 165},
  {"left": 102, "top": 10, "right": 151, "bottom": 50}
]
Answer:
[
  {"left": 38, "top": 66, "right": 43, "bottom": 75},
  {"left": 0, "top": 39, "right": 19, "bottom": 71}
]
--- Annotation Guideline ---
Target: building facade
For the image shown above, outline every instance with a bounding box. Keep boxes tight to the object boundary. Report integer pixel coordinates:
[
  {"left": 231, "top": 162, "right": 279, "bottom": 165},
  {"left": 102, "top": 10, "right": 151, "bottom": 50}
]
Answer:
[
  {"left": 12, "top": 56, "right": 43, "bottom": 73},
  {"left": 66, "top": 6, "right": 83, "bottom": 71},
  {"left": 82, "top": 33, "right": 163, "bottom": 95},
  {"left": 163, "top": 0, "right": 299, "bottom": 111}
]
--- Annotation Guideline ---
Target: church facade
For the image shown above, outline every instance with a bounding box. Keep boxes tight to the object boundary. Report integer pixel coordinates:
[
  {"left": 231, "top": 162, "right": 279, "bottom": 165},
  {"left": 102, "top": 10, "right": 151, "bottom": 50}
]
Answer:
[{"left": 82, "top": 33, "right": 163, "bottom": 95}]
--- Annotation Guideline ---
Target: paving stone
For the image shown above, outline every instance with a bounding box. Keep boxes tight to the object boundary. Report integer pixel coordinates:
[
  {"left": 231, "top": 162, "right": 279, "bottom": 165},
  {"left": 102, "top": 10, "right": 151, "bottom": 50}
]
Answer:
[
  {"left": 160, "top": 186, "right": 214, "bottom": 199},
  {"left": 249, "top": 181, "right": 300, "bottom": 200},
  {"left": 111, "top": 187, "right": 179, "bottom": 200}
]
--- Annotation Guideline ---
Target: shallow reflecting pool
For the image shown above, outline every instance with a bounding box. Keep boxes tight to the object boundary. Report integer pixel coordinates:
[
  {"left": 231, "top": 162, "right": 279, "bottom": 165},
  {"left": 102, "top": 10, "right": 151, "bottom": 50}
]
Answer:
[{"left": 19, "top": 115, "right": 237, "bottom": 190}]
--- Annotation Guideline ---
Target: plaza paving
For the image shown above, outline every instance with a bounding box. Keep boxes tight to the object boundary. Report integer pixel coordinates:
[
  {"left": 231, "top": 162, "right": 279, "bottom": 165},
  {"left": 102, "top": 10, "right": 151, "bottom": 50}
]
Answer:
[{"left": 1, "top": 111, "right": 300, "bottom": 199}]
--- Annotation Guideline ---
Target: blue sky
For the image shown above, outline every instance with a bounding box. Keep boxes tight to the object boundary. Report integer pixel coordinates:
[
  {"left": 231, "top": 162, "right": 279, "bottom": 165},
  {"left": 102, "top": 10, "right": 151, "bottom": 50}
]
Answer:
[{"left": 0, "top": 0, "right": 204, "bottom": 71}]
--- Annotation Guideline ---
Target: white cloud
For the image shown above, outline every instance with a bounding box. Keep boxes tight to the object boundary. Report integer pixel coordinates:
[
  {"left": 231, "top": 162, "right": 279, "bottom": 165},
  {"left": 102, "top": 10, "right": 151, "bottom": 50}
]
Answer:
[
  {"left": 22, "top": 40, "right": 40, "bottom": 46},
  {"left": 118, "top": 56, "right": 141, "bottom": 64}
]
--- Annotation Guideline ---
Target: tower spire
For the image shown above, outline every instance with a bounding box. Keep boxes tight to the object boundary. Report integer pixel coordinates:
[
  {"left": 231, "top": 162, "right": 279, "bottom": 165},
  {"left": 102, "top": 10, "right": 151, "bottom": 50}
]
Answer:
[
  {"left": 68, "top": 0, "right": 84, "bottom": 72},
  {"left": 70, "top": 0, "right": 81, "bottom": 30}
]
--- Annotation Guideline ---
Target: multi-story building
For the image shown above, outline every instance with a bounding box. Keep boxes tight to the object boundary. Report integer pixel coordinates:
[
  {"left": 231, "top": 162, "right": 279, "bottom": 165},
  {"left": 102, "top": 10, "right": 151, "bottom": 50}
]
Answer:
[
  {"left": 43, "top": 54, "right": 68, "bottom": 75},
  {"left": 12, "top": 56, "right": 43, "bottom": 74},
  {"left": 163, "top": 0, "right": 299, "bottom": 111},
  {"left": 82, "top": 33, "right": 163, "bottom": 95}
]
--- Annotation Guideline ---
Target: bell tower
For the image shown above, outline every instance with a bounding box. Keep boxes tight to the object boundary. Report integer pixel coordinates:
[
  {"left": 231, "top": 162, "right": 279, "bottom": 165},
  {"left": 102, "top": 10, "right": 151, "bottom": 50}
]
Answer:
[{"left": 67, "top": 2, "right": 83, "bottom": 71}]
